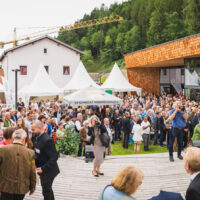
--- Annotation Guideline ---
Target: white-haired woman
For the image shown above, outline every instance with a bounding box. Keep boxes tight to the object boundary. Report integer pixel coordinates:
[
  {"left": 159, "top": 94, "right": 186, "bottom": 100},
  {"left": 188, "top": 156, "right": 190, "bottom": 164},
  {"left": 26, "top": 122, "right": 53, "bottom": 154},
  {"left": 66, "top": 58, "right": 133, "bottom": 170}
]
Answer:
[{"left": 88, "top": 115, "right": 106, "bottom": 177}]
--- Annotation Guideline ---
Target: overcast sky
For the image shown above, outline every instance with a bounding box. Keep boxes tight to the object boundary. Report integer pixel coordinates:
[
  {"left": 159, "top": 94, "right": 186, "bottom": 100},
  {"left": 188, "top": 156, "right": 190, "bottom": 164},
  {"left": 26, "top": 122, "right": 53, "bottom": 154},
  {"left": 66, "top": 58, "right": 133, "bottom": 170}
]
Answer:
[{"left": 0, "top": 0, "right": 126, "bottom": 44}]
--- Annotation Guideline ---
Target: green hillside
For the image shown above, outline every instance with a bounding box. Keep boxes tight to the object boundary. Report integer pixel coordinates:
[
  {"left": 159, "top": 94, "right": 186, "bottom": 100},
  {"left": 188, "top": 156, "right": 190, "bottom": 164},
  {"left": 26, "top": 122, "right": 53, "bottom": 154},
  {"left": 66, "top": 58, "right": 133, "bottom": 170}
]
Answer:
[{"left": 57, "top": 0, "right": 200, "bottom": 73}]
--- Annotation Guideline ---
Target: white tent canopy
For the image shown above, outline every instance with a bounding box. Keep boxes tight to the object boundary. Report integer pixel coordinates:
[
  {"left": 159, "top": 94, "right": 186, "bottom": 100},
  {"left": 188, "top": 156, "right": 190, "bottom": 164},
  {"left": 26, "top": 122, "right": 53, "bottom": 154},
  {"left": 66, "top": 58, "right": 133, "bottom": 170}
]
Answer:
[
  {"left": 62, "top": 61, "right": 100, "bottom": 93},
  {"left": 64, "top": 86, "right": 122, "bottom": 106},
  {"left": 20, "top": 65, "right": 62, "bottom": 97},
  {"left": 101, "top": 63, "right": 142, "bottom": 95}
]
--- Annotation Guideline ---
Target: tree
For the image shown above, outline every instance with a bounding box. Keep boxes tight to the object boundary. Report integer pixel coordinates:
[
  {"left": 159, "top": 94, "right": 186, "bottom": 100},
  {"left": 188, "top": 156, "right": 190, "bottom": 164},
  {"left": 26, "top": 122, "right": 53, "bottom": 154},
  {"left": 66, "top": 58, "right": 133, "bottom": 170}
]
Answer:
[
  {"left": 56, "top": 0, "right": 198, "bottom": 72},
  {"left": 90, "top": 30, "right": 104, "bottom": 57},
  {"left": 124, "top": 26, "right": 141, "bottom": 53},
  {"left": 147, "top": 10, "right": 165, "bottom": 46},
  {"left": 80, "top": 37, "right": 89, "bottom": 50},
  {"left": 116, "top": 32, "right": 125, "bottom": 56},
  {"left": 162, "top": 12, "right": 185, "bottom": 42},
  {"left": 105, "top": 35, "right": 113, "bottom": 49},
  {"left": 183, "top": 0, "right": 200, "bottom": 35}
]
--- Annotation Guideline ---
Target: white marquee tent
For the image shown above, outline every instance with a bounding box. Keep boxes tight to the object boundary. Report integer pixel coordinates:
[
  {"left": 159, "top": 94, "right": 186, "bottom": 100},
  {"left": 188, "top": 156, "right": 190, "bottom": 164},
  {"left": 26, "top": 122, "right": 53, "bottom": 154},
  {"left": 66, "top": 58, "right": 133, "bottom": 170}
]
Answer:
[
  {"left": 101, "top": 63, "right": 142, "bottom": 95},
  {"left": 20, "top": 65, "right": 62, "bottom": 97},
  {"left": 64, "top": 86, "right": 122, "bottom": 106},
  {"left": 62, "top": 61, "right": 100, "bottom": 93}
]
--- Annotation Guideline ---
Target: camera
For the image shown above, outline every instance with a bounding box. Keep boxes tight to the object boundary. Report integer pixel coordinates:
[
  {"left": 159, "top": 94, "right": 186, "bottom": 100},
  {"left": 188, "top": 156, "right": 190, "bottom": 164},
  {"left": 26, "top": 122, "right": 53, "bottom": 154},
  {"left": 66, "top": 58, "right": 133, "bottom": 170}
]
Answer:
[
  {"left": 95, "top": 121, "right": 100, "bottom": 126},
  {"left": 179, "top": 106, "right": 185, "bottom": 112}
]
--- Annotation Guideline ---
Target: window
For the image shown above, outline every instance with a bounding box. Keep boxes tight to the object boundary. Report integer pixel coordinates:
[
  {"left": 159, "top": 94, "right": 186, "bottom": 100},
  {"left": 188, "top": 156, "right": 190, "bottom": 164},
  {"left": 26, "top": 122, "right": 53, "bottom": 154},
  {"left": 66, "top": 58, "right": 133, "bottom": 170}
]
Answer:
[
  {"left": 44, "top": 66, "right": 49, "bottom": 74},
  {"left": 20, "top": 66, "right": 27, "bottom": 75},
  {"left": 181, "top": 68, "right": 185, "bottom": 76},
  {"left": 44, "top": 48, "right": 47, "bottom": 53},
  {"left": 163, "top": 69, "right": 167, "bottom": 76},
  {"left": 63, "top": 66, "right": 70, "bottom": 75}
]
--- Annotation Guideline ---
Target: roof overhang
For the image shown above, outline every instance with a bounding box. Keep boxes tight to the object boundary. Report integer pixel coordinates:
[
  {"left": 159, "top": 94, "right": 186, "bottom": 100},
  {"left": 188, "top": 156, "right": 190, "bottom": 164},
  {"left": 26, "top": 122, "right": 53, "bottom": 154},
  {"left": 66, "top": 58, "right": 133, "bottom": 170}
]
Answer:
[
  {"left": 124, "top": 33, "right": 200, "bottom": 69},
  {"left": 0, "top": 35, "right": 85, "bottom": 61}
]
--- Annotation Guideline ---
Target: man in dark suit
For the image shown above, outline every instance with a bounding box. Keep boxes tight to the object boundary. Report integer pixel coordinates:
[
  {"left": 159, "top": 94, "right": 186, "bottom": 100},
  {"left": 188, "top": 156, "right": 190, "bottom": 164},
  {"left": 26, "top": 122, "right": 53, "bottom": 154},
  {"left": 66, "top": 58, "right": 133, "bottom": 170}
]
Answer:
[
  {"left": 0, "top": 129, "right": 36, "bottom": 200},
  {"left": 31, "top": 120, "right": 60, "bottom": 200},
  {"left": 184, "top": 147, "right": 200, "bottom": 200},
  {"left": 158, "top": 111, "right": 166, "bottom": 147},
  {"left": 53, "top": 107, "right": 63, "bottom": 123},
  {"left": 11, "top": 109, "right": 18, "bottom": 124},
  {"left": 122, "top": 112, "right": 131, "bottom": 149},
  {"left": 113, "top": 109, "right": 122, "bottom": 141}
]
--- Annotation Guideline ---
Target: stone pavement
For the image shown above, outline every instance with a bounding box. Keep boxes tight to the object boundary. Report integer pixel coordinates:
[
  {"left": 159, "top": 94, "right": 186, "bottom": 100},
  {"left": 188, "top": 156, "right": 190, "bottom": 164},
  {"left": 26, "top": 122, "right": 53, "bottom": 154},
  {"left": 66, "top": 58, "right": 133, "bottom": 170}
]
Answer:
[{"left": 25, "top": 153, "right": 189, "bottom": 200}]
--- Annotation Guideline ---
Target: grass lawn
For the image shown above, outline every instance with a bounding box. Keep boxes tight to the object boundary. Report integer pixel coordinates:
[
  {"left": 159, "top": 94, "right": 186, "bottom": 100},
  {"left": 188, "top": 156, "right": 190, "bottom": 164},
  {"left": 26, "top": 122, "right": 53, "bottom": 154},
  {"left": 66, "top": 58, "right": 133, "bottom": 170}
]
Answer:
[{"left": 112, "top": 141, "right": 168, "bottom": 156}]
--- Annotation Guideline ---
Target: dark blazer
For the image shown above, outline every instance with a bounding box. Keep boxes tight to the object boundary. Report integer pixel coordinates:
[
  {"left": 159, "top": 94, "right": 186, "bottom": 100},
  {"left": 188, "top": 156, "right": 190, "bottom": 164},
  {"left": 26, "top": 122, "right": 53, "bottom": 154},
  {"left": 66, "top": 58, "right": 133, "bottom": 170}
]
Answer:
[
  {"left": 88, "top": 125, "right": 107, "bottom": 145},
  {"left": 186, "top": 173, "right": 200, "bottom": 200},
  {"left": 35, "top": 132, "right": 60, "bottom": 178},
  {"left": 11, "top": 115, "right": 18, "bottom": 123},
  {"left": 113, "top": 114, "right": 122, "bottom": 127},
  {"left": 193, "top": 114, "right": 200, "bottom": 129},
  {"left": 53, "top": 111, "right": 63, "bottom": 118},
  {"left": 122, "top": 117, "right": 131, "bottom": 135},
  {"left": 158, "top": 116, "right": 165, "bottom": 131}
]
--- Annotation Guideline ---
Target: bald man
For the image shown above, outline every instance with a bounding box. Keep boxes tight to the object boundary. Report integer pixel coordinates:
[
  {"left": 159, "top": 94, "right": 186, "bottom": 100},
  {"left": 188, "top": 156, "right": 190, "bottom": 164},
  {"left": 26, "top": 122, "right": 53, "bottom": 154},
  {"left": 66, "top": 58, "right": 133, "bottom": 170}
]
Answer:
[{"left": 31, "top": 120, "right": 60, "bottom": 200}]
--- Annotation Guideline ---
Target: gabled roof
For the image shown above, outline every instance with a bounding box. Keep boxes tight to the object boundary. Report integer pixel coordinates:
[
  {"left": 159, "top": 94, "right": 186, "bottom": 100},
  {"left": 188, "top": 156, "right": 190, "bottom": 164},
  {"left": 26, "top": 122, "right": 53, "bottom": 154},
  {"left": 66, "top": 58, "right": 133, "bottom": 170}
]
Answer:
[
  {"left": 101, "top": 63, "right": 142, "bottom": 95},
  {"left": 19, "top": 64, "right": 62, "bottom": 96},
  {"left": 62, "top": 61, "right": 100, "bottom": 92},
  {"left": 0, "top": 35, "right": 85, "bottom": 61}
]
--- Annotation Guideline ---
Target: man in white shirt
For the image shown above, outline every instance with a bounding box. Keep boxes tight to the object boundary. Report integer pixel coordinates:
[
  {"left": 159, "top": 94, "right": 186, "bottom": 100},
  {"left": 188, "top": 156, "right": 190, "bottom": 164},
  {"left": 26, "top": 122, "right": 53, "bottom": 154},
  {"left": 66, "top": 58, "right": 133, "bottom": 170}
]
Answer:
[
  {"left": 31, "top": 99, "right": 38, "bottom": 110},
  {"left": 104, "top": 118, "right": 113, "bottom": 155},
  {"left": 76, "top": 113, "right": 83, "bottom": 157},
  {"left": 25, "top": 112, "right": 33, "bottom": 139},
  {"left": 141, "top": 116, "right": 151, "bottom": 151}
]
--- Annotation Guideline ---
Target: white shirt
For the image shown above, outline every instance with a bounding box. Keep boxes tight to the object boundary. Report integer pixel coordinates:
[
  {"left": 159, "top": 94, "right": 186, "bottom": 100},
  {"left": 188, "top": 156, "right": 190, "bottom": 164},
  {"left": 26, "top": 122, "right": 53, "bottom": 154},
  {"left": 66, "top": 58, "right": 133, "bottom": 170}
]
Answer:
[
  {"left": 132, "top": 124, "right": 143, "bottom": 142},
  {"left": 75, "top": 120, "right": 82, "bottom": 132},
  {"left": 105, "top": 125, "right": 112, "bottom": 140},
  {"left": 141, "top": 121, "right": 150, "bottom": 134},
  {"left": 31, "top": 102, "right": 38, "bottom": 110},
  {"left": 25, "top": 119, "right": 32, "bottom": 139},
  {"left": 105, "top": 125, "right": 112, "bottom": 136},
  {"left": 191, "top": 172, "right": 200, "bottom": 182}
]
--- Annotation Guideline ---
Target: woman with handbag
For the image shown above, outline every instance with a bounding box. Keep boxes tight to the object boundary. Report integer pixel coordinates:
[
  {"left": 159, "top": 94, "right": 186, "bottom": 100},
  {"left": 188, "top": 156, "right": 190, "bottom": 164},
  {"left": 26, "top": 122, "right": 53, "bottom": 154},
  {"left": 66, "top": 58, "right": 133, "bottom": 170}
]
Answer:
[{"left": 88, "top": 115, "right": 107, "bottom": 177}]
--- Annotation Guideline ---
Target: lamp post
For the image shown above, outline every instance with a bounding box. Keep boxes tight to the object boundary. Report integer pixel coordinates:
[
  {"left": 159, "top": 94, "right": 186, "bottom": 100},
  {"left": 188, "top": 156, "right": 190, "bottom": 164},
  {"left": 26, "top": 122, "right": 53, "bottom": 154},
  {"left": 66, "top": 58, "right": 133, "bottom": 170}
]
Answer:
[{"left": 12, "top": 69, "right": 20, "bottom": 109}]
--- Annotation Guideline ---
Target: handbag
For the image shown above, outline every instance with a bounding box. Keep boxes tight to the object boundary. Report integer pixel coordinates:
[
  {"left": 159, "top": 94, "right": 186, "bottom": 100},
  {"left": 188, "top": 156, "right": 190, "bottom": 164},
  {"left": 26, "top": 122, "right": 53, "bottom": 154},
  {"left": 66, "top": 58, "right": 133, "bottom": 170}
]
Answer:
[
  {"left": 99, "top": 132, "right": 110, "bottom": 148},
  {"left": 191, "top": 140, "right": 200, "bottom": 148}
]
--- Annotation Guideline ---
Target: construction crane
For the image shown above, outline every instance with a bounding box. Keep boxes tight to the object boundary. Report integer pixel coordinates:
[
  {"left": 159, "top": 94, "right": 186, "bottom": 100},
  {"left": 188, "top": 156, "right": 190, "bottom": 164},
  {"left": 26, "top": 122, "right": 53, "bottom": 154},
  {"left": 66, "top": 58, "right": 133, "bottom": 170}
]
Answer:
[{"left": 0, "top": 15, "right": 123, "bottom": 48}]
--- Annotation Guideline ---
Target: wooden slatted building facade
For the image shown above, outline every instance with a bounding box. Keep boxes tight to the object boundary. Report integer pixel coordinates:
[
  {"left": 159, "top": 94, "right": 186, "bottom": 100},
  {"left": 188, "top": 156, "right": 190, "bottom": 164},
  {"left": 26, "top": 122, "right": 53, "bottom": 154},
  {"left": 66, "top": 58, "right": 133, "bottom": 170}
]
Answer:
[{"left": 124, "top": 33, "right": 200, "bottom": 97}]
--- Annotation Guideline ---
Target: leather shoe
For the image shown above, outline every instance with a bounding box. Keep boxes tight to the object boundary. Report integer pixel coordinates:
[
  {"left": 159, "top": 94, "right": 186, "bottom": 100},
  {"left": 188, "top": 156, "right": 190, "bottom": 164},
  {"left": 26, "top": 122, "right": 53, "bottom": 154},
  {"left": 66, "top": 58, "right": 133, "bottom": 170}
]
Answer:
[
  {"left": 178, "top": 155, "right": 183, "bottom": 160},
  {"left": 92, "top": 171, "right": 99, "bottom": 177},
  {"left": 97, "top": 172, "right": 104, "bottom": 176},
  {"left": 169, "top": 156, "right": 174, "bottom": 162}
]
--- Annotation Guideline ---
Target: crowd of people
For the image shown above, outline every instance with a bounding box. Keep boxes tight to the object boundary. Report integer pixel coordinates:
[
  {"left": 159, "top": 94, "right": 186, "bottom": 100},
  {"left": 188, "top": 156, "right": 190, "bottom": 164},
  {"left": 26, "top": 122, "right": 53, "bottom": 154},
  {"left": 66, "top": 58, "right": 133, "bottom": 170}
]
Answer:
[{"left": 0, "top": 92, "right": 200, "bottom": 199}]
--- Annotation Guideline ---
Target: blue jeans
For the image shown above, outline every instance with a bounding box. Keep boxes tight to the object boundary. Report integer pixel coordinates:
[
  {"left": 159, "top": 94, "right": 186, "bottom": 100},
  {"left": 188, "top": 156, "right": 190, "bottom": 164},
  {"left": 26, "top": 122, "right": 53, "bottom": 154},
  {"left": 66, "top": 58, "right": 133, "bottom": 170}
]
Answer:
[
  {"left": 169, "top": 128, "right": 183, "bottom": 157},
  {"left": 154, "top": 130, "right": 158, "bottom": 145}
]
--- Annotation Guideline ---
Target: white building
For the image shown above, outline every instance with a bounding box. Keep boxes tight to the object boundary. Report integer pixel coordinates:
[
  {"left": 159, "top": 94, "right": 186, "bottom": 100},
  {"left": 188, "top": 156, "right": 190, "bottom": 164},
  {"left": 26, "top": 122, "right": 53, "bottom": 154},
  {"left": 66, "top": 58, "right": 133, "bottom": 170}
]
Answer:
[{"left": 0, "top": 36, "right": 84, "bottom": 93}]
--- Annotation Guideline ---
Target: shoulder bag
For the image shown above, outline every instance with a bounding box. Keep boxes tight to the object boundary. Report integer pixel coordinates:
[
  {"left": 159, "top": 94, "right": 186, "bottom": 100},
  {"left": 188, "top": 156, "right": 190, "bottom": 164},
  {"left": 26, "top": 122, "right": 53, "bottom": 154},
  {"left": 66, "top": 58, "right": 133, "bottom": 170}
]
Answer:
[{"left": 99, "top": 132, "right": 110, "bottom": 148}]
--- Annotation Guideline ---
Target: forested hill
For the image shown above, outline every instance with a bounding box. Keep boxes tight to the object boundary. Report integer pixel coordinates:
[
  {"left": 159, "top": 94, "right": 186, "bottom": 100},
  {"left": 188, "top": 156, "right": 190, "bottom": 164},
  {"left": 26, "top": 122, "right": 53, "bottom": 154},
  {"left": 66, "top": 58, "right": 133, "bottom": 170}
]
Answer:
[{"left": 57, "top": 0, "right": 200, "bottom": 73}]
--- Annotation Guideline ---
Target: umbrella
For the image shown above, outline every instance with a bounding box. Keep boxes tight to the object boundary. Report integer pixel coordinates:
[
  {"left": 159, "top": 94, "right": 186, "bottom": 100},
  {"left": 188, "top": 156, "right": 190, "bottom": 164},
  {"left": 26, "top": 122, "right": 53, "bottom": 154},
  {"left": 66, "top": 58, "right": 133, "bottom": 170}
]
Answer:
[{"left": 63, "top": 86, "right": 122, "bottom": 106}]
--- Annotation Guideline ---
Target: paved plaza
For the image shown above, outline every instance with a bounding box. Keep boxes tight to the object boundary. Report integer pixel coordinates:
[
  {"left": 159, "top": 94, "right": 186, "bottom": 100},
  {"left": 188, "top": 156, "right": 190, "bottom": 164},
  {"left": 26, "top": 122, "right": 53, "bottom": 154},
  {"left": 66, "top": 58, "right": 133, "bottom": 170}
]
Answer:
[{"left": 25, "top": 153, "right": 189, "bottom": 200}]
